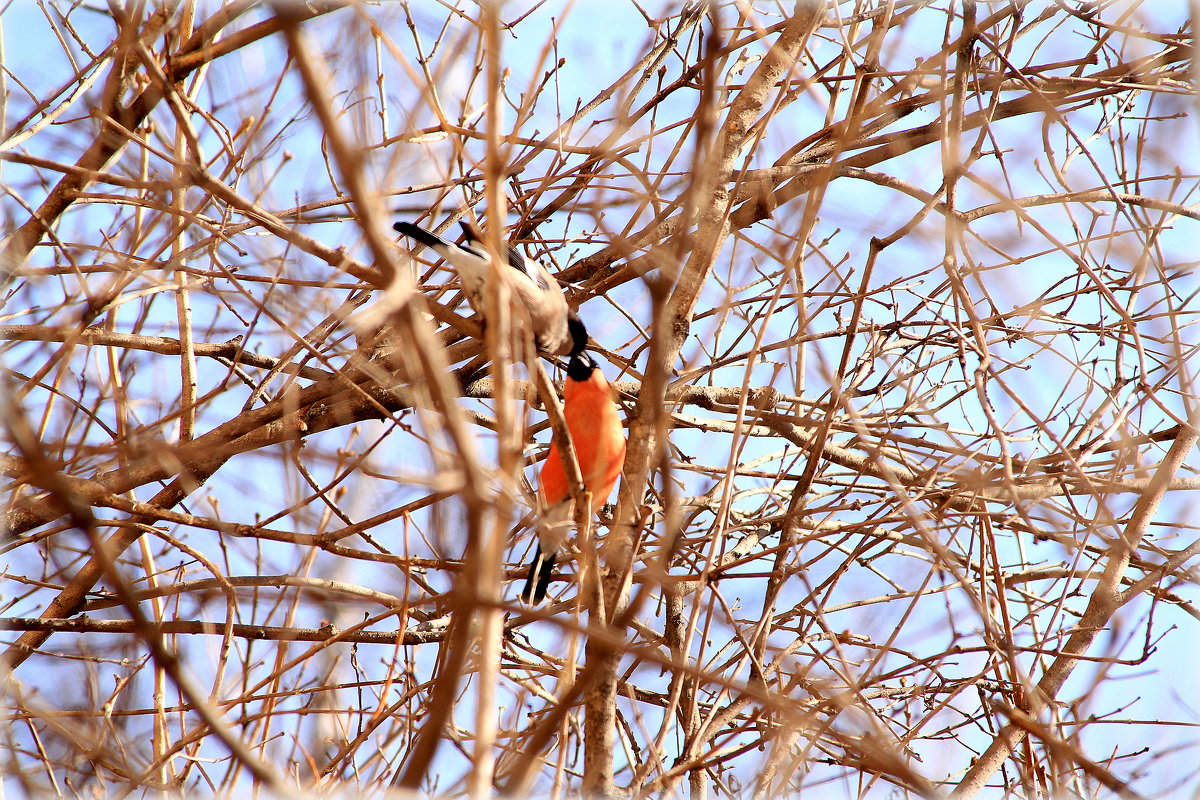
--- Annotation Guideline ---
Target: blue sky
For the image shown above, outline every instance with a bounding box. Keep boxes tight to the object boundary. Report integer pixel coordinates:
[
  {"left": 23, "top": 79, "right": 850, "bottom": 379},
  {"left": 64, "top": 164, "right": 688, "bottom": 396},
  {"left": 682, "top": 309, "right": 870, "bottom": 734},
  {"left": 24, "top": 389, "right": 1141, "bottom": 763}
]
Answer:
[{"left": 2, "top": 2, "right": 1198, "bottom": 796}]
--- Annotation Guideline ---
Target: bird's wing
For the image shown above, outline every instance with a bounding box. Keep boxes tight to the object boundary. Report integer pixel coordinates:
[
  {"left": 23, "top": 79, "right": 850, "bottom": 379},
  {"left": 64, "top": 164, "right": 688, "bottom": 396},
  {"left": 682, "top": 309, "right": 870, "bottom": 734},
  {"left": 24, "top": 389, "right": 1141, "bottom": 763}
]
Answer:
[
  {"left": 457, "top": 221, "right": 556, "bottom": 289},
  {"left": 511, "top": 269, "right": 571, "bottom": 354},
  {"left": 535, "top": 497, "right": 575, "bottom": 557}
]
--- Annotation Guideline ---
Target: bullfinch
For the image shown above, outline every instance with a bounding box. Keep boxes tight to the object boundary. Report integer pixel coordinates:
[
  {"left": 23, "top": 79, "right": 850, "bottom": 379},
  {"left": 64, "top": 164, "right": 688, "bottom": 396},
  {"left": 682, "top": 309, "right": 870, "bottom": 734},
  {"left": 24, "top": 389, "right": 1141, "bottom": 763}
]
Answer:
[
  {"left": 522, "top": 351, "right": 626, "bottom": 603},
  {"left": 393, "top": 220, "right": 585, "bottom": 357}
]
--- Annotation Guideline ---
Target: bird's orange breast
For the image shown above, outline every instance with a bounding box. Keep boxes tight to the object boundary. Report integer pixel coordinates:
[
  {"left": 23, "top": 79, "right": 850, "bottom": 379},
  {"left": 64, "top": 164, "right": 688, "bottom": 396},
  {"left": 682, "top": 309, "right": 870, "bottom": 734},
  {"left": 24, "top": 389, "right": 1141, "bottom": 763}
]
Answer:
[{"left": 539, "top": 371, "right": 626, "bottom": 510}]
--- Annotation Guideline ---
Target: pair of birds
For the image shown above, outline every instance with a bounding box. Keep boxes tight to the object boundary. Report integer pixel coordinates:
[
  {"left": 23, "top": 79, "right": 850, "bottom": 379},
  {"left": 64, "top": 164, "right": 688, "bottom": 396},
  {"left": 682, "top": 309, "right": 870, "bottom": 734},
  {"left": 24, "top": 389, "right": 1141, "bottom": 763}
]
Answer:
[{"left": 393, "top": 220, "right": 627, "bottom": 604}]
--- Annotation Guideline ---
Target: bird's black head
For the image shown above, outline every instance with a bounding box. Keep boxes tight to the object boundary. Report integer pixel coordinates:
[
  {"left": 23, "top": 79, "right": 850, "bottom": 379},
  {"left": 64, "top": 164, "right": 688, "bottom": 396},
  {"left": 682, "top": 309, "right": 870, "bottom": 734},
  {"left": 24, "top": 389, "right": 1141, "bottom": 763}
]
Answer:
[
  {"left": 566, "top": 351, "right": 597, "bottom": 382},
  {"left": 567, "top": 313, "right": 589, "bottom": 357}
]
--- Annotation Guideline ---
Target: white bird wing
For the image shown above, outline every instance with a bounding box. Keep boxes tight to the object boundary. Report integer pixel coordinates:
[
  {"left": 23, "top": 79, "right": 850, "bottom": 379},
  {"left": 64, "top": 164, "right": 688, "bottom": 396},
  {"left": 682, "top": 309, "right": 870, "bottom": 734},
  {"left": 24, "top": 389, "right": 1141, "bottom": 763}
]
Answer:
[{"left": 535, "top": 497, "right": 576, "bottom": 557}]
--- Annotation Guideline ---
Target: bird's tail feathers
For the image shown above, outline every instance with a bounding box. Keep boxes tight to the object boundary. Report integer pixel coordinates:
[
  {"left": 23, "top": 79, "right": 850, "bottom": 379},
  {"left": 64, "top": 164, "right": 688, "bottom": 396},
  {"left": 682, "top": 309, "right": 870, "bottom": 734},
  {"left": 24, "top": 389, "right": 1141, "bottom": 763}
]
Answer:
[
  {"left": 521, "top": 546, "right": 557, "bottom": 604},
  {"left": 393, "top": 221, "right": 448, "bottom": 251}
]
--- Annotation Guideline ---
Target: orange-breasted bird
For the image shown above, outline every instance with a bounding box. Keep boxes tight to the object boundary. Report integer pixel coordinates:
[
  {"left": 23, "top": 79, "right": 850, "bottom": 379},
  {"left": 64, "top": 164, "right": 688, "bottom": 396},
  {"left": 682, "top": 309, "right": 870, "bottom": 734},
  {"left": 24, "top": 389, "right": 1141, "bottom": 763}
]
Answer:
[
  {"left": 522, "top": 351, "right": 627, "bottom": 603},
  {"left": 393, "top": 220, "right": 585, "bottom": 357}
]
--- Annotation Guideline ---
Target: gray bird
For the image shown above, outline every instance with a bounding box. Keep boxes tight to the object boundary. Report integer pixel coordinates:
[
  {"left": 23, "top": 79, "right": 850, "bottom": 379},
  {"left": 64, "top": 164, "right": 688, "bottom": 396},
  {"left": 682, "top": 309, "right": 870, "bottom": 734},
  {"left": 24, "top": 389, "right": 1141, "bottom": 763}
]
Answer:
[{"left": 394, "top": 220, "right": 586, "bottom": 357}]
